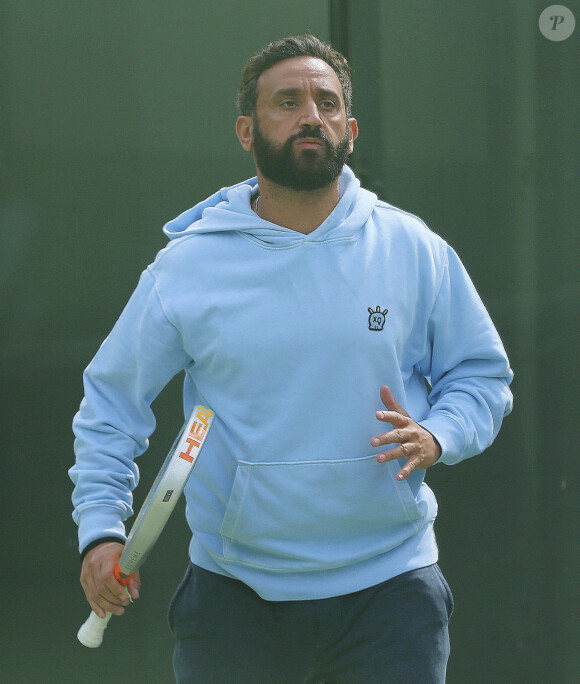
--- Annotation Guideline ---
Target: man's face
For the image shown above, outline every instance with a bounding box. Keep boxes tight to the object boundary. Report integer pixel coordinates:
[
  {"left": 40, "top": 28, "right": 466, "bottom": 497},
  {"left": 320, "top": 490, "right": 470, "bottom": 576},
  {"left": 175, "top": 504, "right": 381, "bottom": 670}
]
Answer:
[
  {"left": 251, "top": 115, "right": 352, "bottom": 191},
  {"left": 238, "top": 57, "right": 357, "bottom": 191}
]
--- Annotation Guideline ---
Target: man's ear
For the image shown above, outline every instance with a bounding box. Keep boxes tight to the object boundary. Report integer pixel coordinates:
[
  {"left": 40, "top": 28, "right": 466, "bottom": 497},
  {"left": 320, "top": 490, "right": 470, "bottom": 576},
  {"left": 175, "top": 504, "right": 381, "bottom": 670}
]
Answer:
[
  {"left": 347, "top": 118, "right": 358, "bottom": 154},
  {"left": 236, "top": 116, "right": 254, "bottom": 151}
]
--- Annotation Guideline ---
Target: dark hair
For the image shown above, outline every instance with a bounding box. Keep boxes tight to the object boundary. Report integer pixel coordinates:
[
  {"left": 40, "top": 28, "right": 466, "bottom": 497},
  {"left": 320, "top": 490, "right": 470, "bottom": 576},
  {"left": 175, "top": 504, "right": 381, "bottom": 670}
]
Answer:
[{"left": 237, "top": 35, "right": 353, "bottom": 118}]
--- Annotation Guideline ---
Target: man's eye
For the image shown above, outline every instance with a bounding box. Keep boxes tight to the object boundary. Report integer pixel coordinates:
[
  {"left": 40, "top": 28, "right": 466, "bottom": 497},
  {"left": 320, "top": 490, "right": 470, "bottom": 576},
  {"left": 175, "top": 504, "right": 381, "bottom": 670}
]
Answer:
[
  {"left": 281, "top": 100, "right": 297, "bottom": 108},
  {"left": 320, "top": 100, "right": 337, "bottom": 110}
]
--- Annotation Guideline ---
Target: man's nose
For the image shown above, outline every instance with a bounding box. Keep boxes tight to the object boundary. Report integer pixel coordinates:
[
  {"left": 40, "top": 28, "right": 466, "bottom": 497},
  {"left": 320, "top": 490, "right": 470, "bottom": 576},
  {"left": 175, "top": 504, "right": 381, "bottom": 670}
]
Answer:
[{"left": 299, "top": 100, "right": 323, "bottom": 128}]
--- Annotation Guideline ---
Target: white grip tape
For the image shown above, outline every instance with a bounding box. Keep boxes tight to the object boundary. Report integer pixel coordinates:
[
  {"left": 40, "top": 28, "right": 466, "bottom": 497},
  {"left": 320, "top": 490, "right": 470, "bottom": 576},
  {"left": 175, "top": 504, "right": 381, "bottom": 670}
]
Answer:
[{"left": 77, "top": 610, "right": 113, "bottom": 648}]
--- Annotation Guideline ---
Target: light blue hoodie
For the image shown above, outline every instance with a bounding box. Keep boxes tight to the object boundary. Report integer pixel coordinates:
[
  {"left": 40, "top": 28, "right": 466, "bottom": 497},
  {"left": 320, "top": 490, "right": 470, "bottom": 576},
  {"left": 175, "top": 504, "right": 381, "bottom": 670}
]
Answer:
[{"left": 70, "top": 167, "right": 513, "bottom": 600}]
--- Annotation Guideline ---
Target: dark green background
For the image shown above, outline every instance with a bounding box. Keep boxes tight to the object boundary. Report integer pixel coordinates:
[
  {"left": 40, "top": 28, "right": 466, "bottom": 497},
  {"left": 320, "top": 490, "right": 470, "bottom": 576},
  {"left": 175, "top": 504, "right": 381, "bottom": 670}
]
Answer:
[{"left": 2, "top": 1, "right": 578, "bottom": 682}]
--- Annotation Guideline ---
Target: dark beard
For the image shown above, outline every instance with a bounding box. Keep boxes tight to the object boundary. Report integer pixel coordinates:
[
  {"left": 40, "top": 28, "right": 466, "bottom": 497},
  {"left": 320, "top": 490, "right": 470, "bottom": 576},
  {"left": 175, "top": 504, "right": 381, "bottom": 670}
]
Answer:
[{"left": 252, "top": 118, "right": 351, "bottom": 191}]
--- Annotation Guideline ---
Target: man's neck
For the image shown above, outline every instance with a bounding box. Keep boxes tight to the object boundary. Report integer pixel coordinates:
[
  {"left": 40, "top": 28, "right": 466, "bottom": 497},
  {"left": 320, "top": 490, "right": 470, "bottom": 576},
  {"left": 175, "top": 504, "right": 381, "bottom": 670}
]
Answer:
[{"left": 254, "top": 174, "right": 341, "bottom": 235}]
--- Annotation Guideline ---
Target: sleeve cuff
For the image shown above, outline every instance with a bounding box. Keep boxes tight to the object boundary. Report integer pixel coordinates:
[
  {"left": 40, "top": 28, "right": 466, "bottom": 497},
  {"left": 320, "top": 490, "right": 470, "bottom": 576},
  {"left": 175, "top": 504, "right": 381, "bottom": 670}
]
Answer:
[
  {"left": 419, "top": 412, "right": 468, "bottom": 466},
  {"left": 80, "top": 536, "right": 126, "bottom": 563},
  {"left": 76, "top": 505, "right": 127, "bottom": 554}
]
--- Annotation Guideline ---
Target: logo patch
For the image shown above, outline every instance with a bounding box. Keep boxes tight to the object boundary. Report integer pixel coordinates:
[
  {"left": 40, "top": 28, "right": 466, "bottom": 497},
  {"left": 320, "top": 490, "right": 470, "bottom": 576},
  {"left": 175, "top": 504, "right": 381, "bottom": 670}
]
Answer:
[{"left": 368, "top": 306, "right": 388, "bottom": 331}]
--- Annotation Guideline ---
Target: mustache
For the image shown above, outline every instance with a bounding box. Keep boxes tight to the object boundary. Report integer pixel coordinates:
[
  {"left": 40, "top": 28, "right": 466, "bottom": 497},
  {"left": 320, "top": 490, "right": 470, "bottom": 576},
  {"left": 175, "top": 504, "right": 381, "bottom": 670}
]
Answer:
[{"left": 288, "top": 128, "right": 331, "bottom": 145}]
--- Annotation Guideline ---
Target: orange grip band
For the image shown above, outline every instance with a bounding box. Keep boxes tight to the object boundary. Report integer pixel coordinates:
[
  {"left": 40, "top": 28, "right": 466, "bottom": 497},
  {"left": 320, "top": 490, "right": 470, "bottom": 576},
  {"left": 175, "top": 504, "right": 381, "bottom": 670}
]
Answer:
[{"left": 114, "top": 562, "right": 134, "bottom": 586}]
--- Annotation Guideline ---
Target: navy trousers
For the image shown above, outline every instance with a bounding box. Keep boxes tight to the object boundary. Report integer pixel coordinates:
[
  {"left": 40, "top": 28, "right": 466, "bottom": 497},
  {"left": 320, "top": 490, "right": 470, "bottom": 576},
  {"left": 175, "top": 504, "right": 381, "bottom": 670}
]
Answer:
[{"left": 169, "top": 563, "right": 453, "bottom": 684}]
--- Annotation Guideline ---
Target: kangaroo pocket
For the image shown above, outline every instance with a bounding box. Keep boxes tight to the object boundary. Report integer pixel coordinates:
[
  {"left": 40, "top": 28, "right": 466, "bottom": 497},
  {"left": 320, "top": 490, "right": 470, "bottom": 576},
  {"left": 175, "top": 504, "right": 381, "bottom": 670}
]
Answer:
[{"left": 219, "top": 454, "right": 425, "bottom": 572}]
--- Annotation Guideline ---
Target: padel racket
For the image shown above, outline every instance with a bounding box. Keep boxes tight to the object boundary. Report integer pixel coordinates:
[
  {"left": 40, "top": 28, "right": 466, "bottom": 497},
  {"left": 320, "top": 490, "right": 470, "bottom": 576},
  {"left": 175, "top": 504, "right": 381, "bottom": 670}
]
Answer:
[{"left": 77, "top": 404, "right": 214, "bottom": 648}]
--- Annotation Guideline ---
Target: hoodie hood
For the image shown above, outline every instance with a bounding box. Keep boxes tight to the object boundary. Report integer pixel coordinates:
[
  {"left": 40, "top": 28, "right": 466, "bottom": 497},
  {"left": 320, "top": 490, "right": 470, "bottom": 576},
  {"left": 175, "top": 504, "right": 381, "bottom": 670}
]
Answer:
[{"left": 163, "top": 166, "right": 378, "bottom": 248}]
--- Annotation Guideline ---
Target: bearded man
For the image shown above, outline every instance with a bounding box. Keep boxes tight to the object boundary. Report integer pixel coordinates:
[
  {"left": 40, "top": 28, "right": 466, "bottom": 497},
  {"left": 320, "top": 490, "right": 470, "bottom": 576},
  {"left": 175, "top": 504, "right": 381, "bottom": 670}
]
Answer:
[{"left": 71, "top": 35, "right": 513, "bottom": 683}]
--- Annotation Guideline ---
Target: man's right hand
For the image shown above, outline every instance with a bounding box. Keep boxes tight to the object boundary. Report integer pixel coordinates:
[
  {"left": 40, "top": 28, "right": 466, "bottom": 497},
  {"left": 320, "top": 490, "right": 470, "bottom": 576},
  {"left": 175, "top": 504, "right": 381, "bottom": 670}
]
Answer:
[{"left": 80, "top": 541, "right": 141, "bottom": 618}]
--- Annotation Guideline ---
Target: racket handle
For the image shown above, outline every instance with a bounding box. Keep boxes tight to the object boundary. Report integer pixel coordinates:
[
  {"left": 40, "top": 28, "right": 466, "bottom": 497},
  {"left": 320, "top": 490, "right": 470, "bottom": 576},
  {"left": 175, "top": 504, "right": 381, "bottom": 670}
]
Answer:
[
  {"left": 77, "top": 610, "right": 113, "bottom": 648},
  {"left": 77, "top": 561, "right": 134, "bottom": 647}
]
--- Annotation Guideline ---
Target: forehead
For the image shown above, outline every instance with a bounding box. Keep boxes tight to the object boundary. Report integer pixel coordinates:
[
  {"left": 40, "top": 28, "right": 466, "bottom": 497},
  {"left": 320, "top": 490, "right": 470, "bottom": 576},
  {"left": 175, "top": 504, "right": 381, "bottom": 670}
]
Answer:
[{"left": 257, "top": 56, "right": 343, "bottom": 101}]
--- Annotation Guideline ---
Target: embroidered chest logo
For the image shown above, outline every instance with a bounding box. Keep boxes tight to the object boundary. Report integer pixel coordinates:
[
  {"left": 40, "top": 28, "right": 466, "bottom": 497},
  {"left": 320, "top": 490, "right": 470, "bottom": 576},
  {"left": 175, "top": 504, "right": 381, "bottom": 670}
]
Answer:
[{"left": 368, "top": 306, "right": 389, "bottom": 331}]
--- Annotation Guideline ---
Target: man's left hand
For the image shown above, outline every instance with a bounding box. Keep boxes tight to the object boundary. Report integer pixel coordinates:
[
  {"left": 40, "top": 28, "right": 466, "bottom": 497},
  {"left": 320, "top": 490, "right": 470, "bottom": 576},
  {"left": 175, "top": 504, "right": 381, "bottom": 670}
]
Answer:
[{"left": 371, "top": 385, "right": 441, "bottom": 481}]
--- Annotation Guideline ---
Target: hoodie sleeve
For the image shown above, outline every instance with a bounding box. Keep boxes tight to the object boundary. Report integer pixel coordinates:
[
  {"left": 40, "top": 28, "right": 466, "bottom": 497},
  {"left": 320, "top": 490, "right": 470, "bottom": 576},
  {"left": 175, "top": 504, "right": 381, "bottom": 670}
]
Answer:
[
  {"left": 418, "top": 245, "right": 513, "bottom": 465},
  {"left": 69, "top": 267, "right": 191, "bottom": 552}
]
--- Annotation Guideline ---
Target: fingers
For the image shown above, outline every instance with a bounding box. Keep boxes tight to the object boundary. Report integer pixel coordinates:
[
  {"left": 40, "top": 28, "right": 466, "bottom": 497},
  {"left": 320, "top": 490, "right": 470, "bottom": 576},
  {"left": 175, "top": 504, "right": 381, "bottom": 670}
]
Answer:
[
  {"left": 80, "top": 542, "right": 132, "bottom": 618},
  {"left": 84, "top": 577, "right": 129, "bottom": 619},
  {"left": 380, "top": 385, "right": 410, "bottom": 418},
  {"left": 371, "top": 425, "right": 441, "bottom": 479},
  {"left": 127, "top": 573, "right": 141, "bottom": 600},
  {"left": 372, "top": 424, "right": 425, "bottom": 466},
  {"left": 371, "top": 385, "right": 441, "bottom": 480},
  {"left": 371, "top": 403, "right": 413, "bottom": 448},
  {"left": 93, "top": 583, "right": 130, "bottom": 618},
  {"left": 395, "top": 455, "right": 420, "bottom": 481},
  {"left": 373, "top": 434, "right": 436, "bottom": 480}
]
